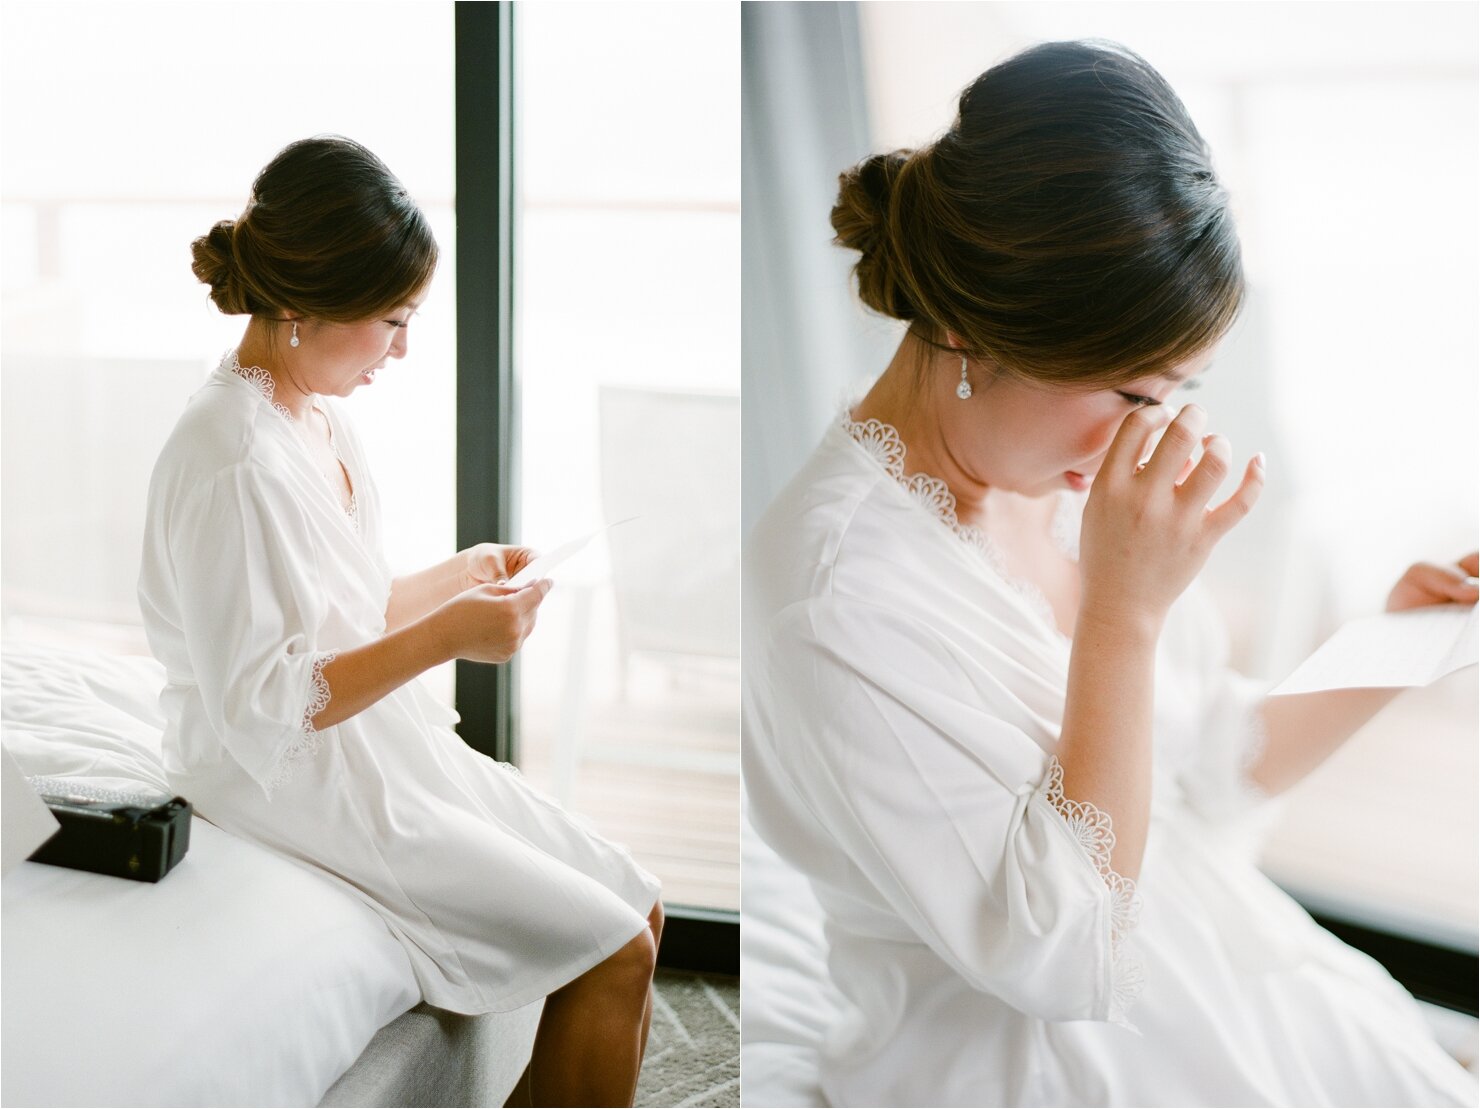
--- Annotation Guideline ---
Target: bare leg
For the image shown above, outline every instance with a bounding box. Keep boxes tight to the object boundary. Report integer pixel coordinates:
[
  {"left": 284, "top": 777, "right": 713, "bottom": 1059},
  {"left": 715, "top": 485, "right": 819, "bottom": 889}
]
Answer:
[
  {"left": 524, "top": 922, "right": 658, "bottom": 1107},
  {"left": 638, "top": 902, "right": 665, "bottom": 1064}
]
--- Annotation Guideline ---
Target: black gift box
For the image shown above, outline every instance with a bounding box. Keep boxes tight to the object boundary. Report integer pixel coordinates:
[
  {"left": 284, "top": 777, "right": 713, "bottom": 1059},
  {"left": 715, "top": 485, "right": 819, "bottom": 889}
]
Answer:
[{"left": 26, "top": 779, "right": 191, "bottom": 882}]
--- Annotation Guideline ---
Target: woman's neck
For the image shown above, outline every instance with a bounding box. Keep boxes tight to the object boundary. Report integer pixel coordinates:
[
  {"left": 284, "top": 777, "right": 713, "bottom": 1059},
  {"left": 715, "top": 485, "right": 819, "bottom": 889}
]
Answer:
[
  {"left": 234, "top": 318, "right": 316, "bottom": 422},
  {"left": 852, "top": 329, "right": 993, "bottom": 528}
]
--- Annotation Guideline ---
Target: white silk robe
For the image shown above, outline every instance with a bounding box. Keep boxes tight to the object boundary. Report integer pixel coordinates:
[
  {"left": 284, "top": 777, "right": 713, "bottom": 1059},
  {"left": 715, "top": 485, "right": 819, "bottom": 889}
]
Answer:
[
  {"left": 138, "top": 349, "right": 660, "bottom": 1014},
  {"left": 743, "top": 413, "right": 1476, "bottom": 1107}
]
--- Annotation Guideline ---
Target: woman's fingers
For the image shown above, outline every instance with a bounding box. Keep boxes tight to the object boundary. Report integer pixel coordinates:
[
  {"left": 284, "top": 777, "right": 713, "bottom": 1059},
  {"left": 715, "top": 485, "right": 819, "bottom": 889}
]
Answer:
[
  {"left": 1203, "top": 453, "right": 1265, "bottom": 540},
  {"left": 1172, "top": 436, "right": 1209, "bottom": 485},
  {"left": 1459, "top": 551, "right": 1479, "bottom": 577},
  {"left": 1141, "top": 404, "right": 1207, "bottom": 486},
  {"left": 505, "top": 546, "right": 540, "bottom": 576},
  {"left": 513, "top": 578, "right": 553, "bottom": 607},
  {"left": 1175, "top": 433, "right": 1230, "bottom": 507},
  {"left": 482, "top": 581, "right": 525, "bottom": 595},
  {"left": 1103, "top": 404, "right": 1174, "bottom": 482},
  {"left": 1407, "top": 561, "right": 1480, "bottom": 604}
]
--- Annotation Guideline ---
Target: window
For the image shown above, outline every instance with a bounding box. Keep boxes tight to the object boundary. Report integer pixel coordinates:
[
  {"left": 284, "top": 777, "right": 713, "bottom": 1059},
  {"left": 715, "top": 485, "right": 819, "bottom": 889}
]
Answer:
[
  {"left": 1, "top": 1, "right": 459, "bottom": 714},
  {"left": 513, "top": 2, "right": 741, "bottom": 912}
]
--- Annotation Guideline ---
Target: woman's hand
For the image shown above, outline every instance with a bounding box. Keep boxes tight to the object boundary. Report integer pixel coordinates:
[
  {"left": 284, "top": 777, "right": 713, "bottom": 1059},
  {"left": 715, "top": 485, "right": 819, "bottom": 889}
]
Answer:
[
  {"left": 432, "top": 578, "right": 553, "bottom": 664},
  {"left": 1385, "top": 552, "right": 1480, "bottom": 613},
  {"left": 1078, "top": 403, "right": 1264, "bottom": 632},
  {"left": 459, "top": 542, "right": 538, "bottom": 591}
]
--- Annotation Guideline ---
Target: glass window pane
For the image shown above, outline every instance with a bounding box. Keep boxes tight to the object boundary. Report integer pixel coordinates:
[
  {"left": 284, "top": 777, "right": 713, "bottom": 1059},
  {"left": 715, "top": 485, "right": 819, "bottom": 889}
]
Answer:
[
  {"left": 1, "top": 0, "right": 458, "bottom": 705},
  {"left": 516, "top": 1, "right": 740, "bottom": 912}
]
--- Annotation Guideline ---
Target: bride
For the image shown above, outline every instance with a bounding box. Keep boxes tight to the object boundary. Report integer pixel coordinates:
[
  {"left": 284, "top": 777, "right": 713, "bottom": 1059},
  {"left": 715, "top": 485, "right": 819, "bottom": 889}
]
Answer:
[
  {"left": 743, "top": 40, "right": 1477, "bottom": 1107},
  {"left": 142, "top": 135, "right": 662, "bottom": 1107}
]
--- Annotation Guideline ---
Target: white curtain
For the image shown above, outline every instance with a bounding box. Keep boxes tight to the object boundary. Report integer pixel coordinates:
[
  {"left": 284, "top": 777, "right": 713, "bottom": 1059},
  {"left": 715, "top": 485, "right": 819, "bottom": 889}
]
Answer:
[{"left": 740, "top": 1, "right": 901, "bottom": 536}]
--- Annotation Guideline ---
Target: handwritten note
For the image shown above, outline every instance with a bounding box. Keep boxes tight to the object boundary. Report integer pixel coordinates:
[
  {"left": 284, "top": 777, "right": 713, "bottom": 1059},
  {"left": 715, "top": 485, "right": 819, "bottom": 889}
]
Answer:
[
  {"left": 504, "top": 517, "right": 639, "bottom": 588},
  {"left": 1269, "top": 603, "right": 1477, "bottom": 697}
]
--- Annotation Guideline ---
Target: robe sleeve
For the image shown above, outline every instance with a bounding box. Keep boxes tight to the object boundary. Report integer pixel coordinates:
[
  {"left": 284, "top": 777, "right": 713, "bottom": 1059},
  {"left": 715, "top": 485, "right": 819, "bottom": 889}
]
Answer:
[
  {"left": 1166, "top": 584, "right": 1276, "bottom": 824},
  {"left": 764, "top": 595, "right": 1144, "bottom": 1028},
  {"left": 168, "top": 462, "right": 338, "bottom": 801}
]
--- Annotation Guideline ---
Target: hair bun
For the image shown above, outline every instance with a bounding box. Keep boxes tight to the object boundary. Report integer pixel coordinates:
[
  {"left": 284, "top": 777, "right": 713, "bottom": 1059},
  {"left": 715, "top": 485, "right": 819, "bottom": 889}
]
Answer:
[
  {"left": 190, "top": 219, "right": 253, "bottom": 315},
  {"left": 831, "top": 150, "right": 917, "bottom": 321}
]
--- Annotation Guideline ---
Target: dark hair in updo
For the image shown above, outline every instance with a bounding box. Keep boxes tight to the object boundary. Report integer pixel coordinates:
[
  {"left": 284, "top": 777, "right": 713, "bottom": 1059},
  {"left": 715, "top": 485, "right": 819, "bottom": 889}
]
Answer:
[
  {"left": 190, "top": 135, "right": 437, "bottom": 324},
  {"left": 832, "top": 40, "right": 1243, "bottom": 388}
]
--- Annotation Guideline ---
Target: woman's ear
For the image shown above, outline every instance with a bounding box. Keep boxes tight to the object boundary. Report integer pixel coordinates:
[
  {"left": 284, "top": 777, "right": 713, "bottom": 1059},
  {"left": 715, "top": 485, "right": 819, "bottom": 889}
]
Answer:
[{"left": 944, "top": 329, "right": 965, "bottom": 351}]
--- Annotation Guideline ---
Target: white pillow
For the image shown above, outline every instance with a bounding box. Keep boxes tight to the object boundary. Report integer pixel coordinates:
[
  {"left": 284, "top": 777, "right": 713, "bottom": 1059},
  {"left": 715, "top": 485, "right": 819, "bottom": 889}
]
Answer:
[{"left": 1, "top": 637, "right": 170, "bottom": 792}]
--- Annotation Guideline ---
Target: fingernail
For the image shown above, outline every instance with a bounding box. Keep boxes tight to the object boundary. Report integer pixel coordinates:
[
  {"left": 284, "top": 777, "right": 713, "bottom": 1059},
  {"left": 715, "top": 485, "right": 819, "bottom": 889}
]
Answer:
[{"left": 1253, "top": 452, "right": 1266, "bottom": 469}]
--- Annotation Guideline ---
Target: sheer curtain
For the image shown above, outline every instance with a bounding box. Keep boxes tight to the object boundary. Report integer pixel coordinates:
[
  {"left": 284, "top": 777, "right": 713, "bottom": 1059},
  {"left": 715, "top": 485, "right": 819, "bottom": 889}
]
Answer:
[{"left": 740, "top": 1, "right": 900, "bottom": 536}]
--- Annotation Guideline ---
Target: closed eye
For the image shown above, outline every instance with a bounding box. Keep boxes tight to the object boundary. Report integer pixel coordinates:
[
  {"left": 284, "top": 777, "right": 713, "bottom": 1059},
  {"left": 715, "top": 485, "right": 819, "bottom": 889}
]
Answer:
[{"left": 1118, "top": 392, "right": 1160, "bottom": 407}]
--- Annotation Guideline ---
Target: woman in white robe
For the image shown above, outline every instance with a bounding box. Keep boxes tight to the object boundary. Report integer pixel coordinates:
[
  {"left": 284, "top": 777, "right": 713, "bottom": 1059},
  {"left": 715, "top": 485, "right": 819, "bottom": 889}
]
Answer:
[
  {"left": 138, "top": 136, "right": 661, "bottom": 1108},
  {"left": 743, "top": 42, "right": 1478, "bottom": 1107}
]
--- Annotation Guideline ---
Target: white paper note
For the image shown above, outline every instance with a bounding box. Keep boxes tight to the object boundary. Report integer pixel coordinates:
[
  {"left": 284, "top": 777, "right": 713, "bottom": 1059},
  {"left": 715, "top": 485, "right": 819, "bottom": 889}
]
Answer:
[
  {"left": 1, "top": 746, "right": 60, "bottom": 877},
  {"left": 504, "top": 517, "right": 639, "bottom": 588},
  {"left": 1269, "top": 603, "right": 1477, "bottom": 697}
]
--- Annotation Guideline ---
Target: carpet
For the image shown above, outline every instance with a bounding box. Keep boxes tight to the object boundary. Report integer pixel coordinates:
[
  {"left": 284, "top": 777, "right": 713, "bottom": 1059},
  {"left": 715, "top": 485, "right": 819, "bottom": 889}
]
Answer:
[{"left": 636, "top": 971, "right": 740, "bottom": 1108}]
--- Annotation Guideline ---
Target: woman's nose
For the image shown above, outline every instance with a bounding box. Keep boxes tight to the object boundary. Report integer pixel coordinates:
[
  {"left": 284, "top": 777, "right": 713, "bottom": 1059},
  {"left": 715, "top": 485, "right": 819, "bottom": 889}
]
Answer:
[{"left": 391, "top": 329, "right": 409, "bottom": 359}]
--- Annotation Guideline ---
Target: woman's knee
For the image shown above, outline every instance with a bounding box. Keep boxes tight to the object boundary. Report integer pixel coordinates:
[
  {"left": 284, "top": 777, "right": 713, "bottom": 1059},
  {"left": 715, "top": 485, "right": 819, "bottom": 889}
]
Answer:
[{"left": 595, "top": 924, "right": 657, "bottom": 995}]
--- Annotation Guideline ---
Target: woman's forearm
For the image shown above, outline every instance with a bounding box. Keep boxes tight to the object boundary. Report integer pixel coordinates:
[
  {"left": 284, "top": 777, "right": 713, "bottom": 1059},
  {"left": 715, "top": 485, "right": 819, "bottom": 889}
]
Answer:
[
  {"left": 310, "top": 611, "right": 453, "bottom": 730},
  {"left": 1055, "top": 607, "right": 1161, "bottom": 881},
  {"left": 384, "top": 552, "right": 470, "bottom": 633},
  {"left": 1248, "top": 686, "right": 1403, "bottom": 796}
]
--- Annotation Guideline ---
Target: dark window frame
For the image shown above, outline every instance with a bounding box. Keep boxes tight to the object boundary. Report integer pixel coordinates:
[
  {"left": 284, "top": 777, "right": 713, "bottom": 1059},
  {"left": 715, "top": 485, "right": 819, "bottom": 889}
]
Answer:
[{"left": 452, "top": 0, "right": 737, "bottom": 975}]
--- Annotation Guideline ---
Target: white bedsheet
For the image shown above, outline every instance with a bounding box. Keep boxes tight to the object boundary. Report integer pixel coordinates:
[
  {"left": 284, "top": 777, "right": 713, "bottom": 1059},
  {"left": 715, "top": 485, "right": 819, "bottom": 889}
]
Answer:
[
  {"left": 739, "top": 796, "right": 838, "bottom": 1109},
  {"left": 1, "top": 635, "right": 421, "bottom": 1107}
]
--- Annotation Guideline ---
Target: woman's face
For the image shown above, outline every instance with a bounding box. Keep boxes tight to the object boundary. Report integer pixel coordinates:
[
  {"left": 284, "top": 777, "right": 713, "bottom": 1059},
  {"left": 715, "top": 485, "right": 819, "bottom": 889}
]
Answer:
[
  {"left": 295, "top": 297, "right": 423, "bottom": 397},
  {"left": 943, "top": 351, "right": 1213, "bottom": 498}
]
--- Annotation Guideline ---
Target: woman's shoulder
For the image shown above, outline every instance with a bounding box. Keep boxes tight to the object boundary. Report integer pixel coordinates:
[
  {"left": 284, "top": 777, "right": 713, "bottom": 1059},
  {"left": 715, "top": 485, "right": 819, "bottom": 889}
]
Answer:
[
  {"left": 146, "top": 355, "right": 295, "bottom": 500},
  {"left": 751, "top": 413, "right": 1013, "bottom": 620},
  {"left": 746, "top": 417, "right": 927, "bottom": 616}
]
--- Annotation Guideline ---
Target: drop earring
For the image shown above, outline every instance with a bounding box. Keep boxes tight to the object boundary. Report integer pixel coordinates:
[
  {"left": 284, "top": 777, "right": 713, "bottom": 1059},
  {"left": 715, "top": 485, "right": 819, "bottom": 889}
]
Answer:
[
  {"left": 290, "top": 320, "right": 300, "bottom": 348},
  {"left": 956, "top": 352, "right": 972, "bottom": 400}
]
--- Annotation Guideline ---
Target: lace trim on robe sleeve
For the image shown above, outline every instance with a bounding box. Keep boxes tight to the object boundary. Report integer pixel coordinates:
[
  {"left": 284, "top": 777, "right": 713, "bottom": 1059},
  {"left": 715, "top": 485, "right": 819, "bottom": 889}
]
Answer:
[
  {"left": 1043, "top": 754, "right": 1145, "bottom": 1024},
  {"left": 265, "top": 650, "right": 338, "bottom": 795},
  {"left": 1234, "top": 694, "right": 1274, "bottom": 805}
]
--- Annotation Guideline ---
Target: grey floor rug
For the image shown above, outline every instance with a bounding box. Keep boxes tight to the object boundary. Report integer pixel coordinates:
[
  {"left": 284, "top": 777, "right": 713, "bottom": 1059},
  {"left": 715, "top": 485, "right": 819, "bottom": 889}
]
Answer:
[{"left": 636, "top": 971, "right": 739, "bottom": 1108}]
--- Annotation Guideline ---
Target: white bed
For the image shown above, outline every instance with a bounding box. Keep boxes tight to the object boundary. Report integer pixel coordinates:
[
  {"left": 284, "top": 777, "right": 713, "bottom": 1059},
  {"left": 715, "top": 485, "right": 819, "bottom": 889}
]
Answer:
[
  {"left": 737, "top": 794, "right": 838, "bottom": 1109},
  {"left": 1, "top": 634, "right": 538, "bottom": 1107}
]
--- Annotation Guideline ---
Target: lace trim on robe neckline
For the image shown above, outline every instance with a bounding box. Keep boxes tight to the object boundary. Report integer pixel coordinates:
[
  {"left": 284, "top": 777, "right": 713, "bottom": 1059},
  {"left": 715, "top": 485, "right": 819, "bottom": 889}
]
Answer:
[
  {"left": 838, "top": 411, "right": 1082, "bottom": 638},
  {"left": 1043, "top": 754, "right": 1145, "bottom": 1024},
  {"left": 265, "top": 650, "right": 338, "bottom": 795},
  {"left": 224, "top": 350, "right": 360, "bottom": 531}
]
